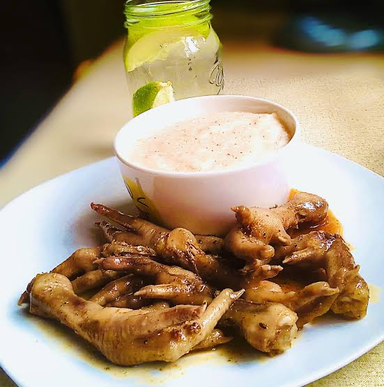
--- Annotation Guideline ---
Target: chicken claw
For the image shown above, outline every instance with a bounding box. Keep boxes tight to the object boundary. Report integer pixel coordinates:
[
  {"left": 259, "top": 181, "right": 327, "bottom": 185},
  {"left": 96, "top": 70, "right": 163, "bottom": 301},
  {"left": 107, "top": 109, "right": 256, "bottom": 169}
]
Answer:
[
  {"left": 157, "top": 228, "right": 241, "bottom": 289},
  {"left": 287, "top": 282, "right": 339, "bottom": 327},
  {"left": 98, "top": 218, "right": 224, "bottom": 255},
  {"left": 18, "top": 246, "right": 105, "bottom": 305},
  {"left": 29, "top": 273, "right": 242, "bottom": 365},
  {"left": 106, "top": 294, "right": 151, "bottom": 309},
  {"left": 101, "top": 239, "right": 157, "bottom": 258},
  {"left": 225, "top": 192, "right": 329, "bottom": 265},
  {"left": 92, "top": 204, "right": 240, "bottom": 289},
  {"left": 98, "top": 256, "right": 214, "bottom": 305},
  {"left": 53, "top": 246, "right": 103, "bottom": 278},
  {"left": 221, "top": 300, "right": 298, "bottom": 354},
  {"left": 89, "top": 275, "right": 147, "bottom": 306},
  {"left": 52, "top": 243, "right": 155, "bottom": 279},
  {"left": 195, "top": 235, "right": 224, "bottom": 255},
  {"left": 192, "top": 329, "right": 232, "bottom": 351},
  {"left": 276, "top": 231, "right": 369, "bottom": 319},
  {"left": 18, "top": 241, "right": 155, "bottom": 305},
  {"left": 241, "top": 263, "right": 286, "bottom": 302},
  {"left": 71, "top": 269, "right": 124, "bottom": 294},
  {"left": 241, "top": 264, "right": 338, "bottom": 326}
]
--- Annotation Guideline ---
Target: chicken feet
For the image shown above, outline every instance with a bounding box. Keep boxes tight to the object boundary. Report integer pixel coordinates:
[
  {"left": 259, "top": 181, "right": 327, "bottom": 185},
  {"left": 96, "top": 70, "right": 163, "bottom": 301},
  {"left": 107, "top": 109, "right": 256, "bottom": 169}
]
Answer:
[
  {"left": 275, "top": 231, "right": 369, "bottom": 319},
  {"left": 225, "top": 192, "right": 329, "bottom": 265},
  {"left": 92, "top": 204, "right": 240, "bottom": 289},
  {"left": 29, "top": 273, "right": 242, "bottom": 365},
  {"left": 98, "top": 256, "right": 214, "bottom": 305},
  {"left": 98, "top": 220, "right": 224, "bottom": 255},
  {"left": 241, "top": 263, "right": 338, "bottom": 327},
  {"left": 221, "top": 300, "right": 298, "bottom": 354},
  {"left": 89, "top": 275, "right": 147, "bottom": 306}
]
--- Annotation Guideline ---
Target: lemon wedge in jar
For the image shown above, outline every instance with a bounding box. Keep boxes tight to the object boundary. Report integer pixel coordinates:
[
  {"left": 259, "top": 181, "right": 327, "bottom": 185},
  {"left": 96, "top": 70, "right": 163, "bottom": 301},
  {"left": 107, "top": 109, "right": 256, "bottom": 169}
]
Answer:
[
  {"left": 124, "top": 27, "right": 209, "bottom": 73},
  {"left": 132, "top": 81, "right": 175, "bottom": 117}
]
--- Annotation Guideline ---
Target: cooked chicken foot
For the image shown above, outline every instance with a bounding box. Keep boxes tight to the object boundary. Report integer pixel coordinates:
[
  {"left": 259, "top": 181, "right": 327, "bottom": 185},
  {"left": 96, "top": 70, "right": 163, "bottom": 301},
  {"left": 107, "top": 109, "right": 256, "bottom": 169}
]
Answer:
[
  {"left": 97, "top": 216, "right": 223, "bottom": 255},
  {"left": 284, "top": 282, "right": 338, "bottom": 326},
  {"left": 156, "top": 228, "right": 241, "bottom": 289},
  {"left": 18, "top": 241, "right": 155, "bottom": 305},
  {"left": 195, "top": 235, "right": 224, "bottom": 255},
  {"left": 192, "top": 329, "right": 232, "bottom": 351},
  {"left": 101, "top": 239, "right": 157, "bottom": 258},
  {"left": 92, "top": 204, "right": 240, "bottom": 289},
  {"left": 91, "top": 203, "right": 168, "bottom": 244},
  {"left": 225, "top": 192, "right": 329, "bottom": 265},
  {"left": 52, "top": 246, "right": 104, "bottom": 278},
  {"left": 241, "top": 263, "right": 338, "bottom": 326},
  {"left": 71, "top": 269, "right": 124, "bottom": 294},
  {"left": 90, "top": 275, "right": 147, "bottom": 306},
  {"left": 221, "top": 300, "right": 298, "bottom": 355},
  {"left": 54, "top": 244, "right": 154, "bottom": 279},
  {"left": 241, "top": 263, "right": 289, "bottom": 302},
  {"left": 99, "top": 256, "right": 213, "bottom": 305},
  {"left": 106, "top": 293, "right": 151, "bottom": 309},
  {"left": 29, "top": 273, "right": 242, "bottom": 365},
  {"left": 18, "top": 246, "right": 106, "bottom": 305},
  {"left": 275, "top": 231, "right": 369, "bottom": 319}
]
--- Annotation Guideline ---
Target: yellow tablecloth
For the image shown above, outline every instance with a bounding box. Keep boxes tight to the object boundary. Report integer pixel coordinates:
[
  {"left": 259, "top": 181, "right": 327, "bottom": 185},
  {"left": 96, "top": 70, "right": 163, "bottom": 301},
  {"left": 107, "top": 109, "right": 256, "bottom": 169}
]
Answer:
[{"left": 1, "top": 40, "right": 383, "bottom": 386}]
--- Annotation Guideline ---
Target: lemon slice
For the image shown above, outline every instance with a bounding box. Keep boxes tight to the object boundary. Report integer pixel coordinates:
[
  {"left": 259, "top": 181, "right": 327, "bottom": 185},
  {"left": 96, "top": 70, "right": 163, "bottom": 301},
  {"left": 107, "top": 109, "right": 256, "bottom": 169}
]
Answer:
[
  {"left": 132, "top": 81, "right": 175, "bottom": 117},
  {"left": 125, "top": 27, "right": 205, "bottom": 73}
]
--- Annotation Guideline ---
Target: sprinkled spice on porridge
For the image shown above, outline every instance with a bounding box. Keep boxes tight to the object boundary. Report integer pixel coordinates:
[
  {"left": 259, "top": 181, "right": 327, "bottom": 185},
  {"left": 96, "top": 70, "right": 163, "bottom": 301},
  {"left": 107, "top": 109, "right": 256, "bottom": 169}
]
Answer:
[{"left": 131, "top": 111, "right": 291, "bottom": 172}]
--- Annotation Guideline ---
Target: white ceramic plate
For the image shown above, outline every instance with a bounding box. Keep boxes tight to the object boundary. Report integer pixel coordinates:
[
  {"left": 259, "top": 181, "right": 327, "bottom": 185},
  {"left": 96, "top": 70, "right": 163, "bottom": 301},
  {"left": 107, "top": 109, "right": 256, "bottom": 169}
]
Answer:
[{"left": 0, "top": 144, "right": 383, "bottom": 387}]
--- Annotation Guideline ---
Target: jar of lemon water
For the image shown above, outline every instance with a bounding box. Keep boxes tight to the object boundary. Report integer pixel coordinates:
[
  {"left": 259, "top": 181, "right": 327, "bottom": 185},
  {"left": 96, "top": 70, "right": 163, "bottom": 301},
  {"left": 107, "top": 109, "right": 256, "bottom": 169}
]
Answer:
[{"left": 124, "top": 0, "right": 224, "bottom": 116}]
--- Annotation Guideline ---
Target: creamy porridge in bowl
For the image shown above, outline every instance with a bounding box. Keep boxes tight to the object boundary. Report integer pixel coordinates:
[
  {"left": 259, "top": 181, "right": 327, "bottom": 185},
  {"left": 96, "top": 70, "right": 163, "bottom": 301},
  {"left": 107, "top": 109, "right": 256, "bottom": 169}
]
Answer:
[
  {"left": 114, "top": 95, "right": 299, "bottom": 235},
  {"left": 131, "top": 111, "right": 291, "bottom": 172}
]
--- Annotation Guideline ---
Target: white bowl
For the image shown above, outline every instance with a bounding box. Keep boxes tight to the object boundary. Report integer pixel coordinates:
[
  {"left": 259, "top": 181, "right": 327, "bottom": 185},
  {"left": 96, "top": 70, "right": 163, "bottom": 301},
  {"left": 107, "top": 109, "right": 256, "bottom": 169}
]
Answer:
[{"left": 114, "top": 95, "right": 300, "bottom": 236}]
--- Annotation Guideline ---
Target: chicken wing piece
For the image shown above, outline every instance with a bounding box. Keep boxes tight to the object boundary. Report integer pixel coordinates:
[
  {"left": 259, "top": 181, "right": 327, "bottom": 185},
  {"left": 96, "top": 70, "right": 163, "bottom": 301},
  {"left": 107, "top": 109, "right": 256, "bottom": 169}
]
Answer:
[
  {"left": 89, "top": 275, "right": 147, "bottom": 306},
  {"left": 276, "top": 231, "right": 369, "bottom": 319},
  {"left": 225, "top": 192, "right": 329, "bottom": 265},
  {"left": 221, "top": 300, "right": 298, "bottom": 355},
  {"left": 92, "top": 204, "right": 240, "bottom": 289},
  {"left": 29, "top": 273, "right": 242, "bottom": 365},
  {"left": 98, "top": 256, "right": 213, "bottom": 305}
]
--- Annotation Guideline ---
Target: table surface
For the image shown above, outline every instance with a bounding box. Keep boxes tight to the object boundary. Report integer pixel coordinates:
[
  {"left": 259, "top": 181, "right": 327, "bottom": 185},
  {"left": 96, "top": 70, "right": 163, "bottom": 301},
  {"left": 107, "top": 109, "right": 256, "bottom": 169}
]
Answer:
[{"left": 1, "top": 40, "right": 383, "bottom": 386}]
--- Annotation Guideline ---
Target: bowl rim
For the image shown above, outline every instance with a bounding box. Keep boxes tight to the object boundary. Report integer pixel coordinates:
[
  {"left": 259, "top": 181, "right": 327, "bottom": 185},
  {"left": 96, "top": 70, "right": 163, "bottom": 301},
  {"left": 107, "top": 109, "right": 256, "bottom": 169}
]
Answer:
[{"left": 114, "top": 94, "right": 300, "bottom": 179}]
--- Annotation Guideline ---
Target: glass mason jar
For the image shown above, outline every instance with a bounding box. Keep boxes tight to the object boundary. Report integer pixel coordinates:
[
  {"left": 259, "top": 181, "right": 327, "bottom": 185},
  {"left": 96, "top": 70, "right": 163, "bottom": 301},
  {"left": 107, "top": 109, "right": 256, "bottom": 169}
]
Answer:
[{"left": 124, "top": 0, "right": 224, "bottom": 116}]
